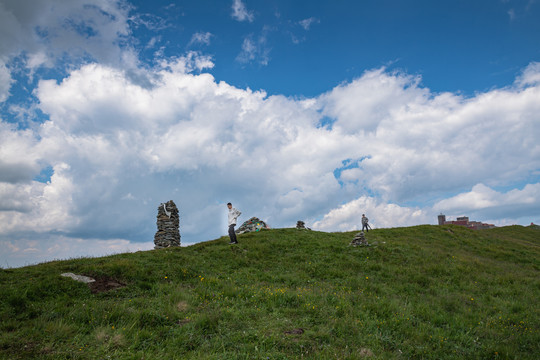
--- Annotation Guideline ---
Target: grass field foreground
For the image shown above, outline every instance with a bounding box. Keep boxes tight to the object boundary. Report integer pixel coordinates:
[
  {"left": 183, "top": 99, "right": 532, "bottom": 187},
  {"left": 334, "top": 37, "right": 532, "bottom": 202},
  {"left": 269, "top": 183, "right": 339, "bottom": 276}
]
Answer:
[{"left": 1, "top": 225, "right": 539, "bottom": 359}]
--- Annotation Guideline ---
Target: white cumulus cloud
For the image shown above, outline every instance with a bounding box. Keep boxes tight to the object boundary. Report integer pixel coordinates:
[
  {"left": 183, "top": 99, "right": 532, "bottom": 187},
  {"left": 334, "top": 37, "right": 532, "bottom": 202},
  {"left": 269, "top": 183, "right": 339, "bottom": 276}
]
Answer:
[
  {"left": 516, "top": 61, "right": 540, "bottom": 86},
  {"left": 299, "top": 17, "right": 320, "bottom": 30},
  {"left": 312, "top": 196, "right": 430, "bottom": 232},
  {"left": 1, "top": 235, "right": 154, "bottom": 268},
  {"left": 1, "top": 59, "right": 540, "bottom": 267},
  {"left": 189, "top": 32, "right": 213, "bottom": 47},
  {"left": 0, "top": 60, "right": 12, "bottom": 102},
  {"left": 231, "top": 0, "right": 254, "bottom": 22},
  {"left": 434, "top": 183, "right": 540, "bottom": 222},
  {"left": 236, "top": 32, "right": 271, "bottom": 65},
  {"left": 0, "top": 0, "right": 132, "bottom": 68}
]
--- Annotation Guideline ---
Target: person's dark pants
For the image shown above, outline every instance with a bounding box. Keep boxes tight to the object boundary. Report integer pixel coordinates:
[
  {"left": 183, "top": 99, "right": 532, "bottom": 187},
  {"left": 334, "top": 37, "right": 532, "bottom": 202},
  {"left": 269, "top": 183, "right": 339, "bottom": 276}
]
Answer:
[
  {"left": 362, "top": 225, "right": 369, "bottom": 232},
  {"left": 228, "top": 224, "right": 238, "bottom": 243}
]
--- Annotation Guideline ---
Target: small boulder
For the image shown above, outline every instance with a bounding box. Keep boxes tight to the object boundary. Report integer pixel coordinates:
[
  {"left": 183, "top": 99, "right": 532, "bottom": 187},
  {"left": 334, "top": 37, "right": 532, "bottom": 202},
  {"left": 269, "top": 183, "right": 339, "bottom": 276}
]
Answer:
[
  {"left": 61, "top": 273, "right": 95, "bottom": 283},
  {"left": 236, "top": 217, "right": 269, "bottom": 234},
  {"left": 350, "top": 231, "right": 369, "bottom": 246}
]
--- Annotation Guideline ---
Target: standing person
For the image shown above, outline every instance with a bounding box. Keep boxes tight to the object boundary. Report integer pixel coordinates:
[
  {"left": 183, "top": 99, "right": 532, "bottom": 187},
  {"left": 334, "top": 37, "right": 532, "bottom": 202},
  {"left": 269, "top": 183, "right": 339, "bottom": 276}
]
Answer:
[
  {"left": 227, "top": 202, "right": 242, "bottom": 244},
  {"left": 361, "top": 214, "right": 369, "bottom": 232}
]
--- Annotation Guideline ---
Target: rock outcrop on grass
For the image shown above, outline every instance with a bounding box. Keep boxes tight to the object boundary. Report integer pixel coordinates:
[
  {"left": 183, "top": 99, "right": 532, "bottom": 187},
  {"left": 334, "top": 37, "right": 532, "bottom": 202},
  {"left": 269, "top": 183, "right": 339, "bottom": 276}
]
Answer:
[{"left": 236, "top": 217, "right": 269, "bottom": 234}]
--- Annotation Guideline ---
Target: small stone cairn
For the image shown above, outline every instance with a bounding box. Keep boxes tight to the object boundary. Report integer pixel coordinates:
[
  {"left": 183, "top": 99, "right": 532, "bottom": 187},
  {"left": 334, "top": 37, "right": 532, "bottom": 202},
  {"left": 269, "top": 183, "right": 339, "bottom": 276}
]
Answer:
[
  {"left": 296, "top": 220, "right": 310, "bottom": 230},
  {"left": 236, "top": 217, "right": 269, "bottom": 234},
  {"left": 154, "top": 200, "right": 181, "bottom": 249},
  {"left": 350, "top": 231, "right": 369, "bottom": 246}
]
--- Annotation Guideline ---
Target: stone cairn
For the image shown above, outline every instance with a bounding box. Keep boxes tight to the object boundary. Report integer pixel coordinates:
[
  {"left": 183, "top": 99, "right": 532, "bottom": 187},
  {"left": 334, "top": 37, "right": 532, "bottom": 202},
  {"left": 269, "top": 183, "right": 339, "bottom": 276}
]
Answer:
[
  {"left": 350, "top": 231, "right": 369, "bottom": 246},
  {"left": 154, "top": 200, "right": 181, "bottom": 249},
  {"left": 296, "top": 220, "right": 310, "bottom": 230},
  {"left": 236, "top": 217, "right": 269, "bottom": 234}
]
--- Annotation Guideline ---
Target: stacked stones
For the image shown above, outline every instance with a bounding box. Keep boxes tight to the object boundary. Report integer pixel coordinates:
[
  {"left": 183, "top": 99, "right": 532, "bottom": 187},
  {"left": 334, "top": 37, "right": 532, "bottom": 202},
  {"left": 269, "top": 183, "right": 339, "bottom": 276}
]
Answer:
[
  {"left": 154, "top": 200, "right": 181, "bottom": 249},
  {"left": 236, "top": 217, "right": 269, "bottom": 234},
  {"left": 296, "top": 220, "right": 311, "bottom": 230},
  {"left": 350, "top": 231, "right": 368, "bottom": 246}
]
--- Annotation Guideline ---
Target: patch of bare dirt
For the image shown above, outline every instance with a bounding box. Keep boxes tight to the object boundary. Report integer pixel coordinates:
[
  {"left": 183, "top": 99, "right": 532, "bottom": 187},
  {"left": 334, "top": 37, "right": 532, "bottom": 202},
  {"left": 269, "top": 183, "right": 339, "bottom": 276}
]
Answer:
[
  {"left": 88, "top": 276, "right": 126, "bottom": 293},
  {"left": 176, "top": 319, "right": 191, "bottom": 326},
  {"left": 176, "top": 301, "right": 189, "bottom": 312},
  {"left": 359, "top": 348, "right": 374, "bottom": 357}
]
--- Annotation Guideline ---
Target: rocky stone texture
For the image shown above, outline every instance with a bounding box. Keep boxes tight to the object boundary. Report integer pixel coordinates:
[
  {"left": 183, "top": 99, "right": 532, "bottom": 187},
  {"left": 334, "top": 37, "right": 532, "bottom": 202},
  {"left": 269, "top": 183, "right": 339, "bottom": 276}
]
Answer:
[
  {"left": 61, "top": 273, "right": 95, "bottom": 283},
  {"left": 236, "top": 217, "right": 269, "bottom": 234},
  {"left": 154, "top": 200, "right": 181, "bottom": 249},
  {"left": 350, "top": 231, "right": 369, "bottom": 246},
  {"left": 296, "top": 220, "right": 311, "bottom": 230}
]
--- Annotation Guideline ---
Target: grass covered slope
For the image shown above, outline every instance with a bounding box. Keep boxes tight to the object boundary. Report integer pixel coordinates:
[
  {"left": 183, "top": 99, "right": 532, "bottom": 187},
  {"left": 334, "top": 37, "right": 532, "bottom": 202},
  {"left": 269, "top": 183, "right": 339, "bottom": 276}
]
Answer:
[{"left": 1, "top": 225, "right": 539, "bottom": 359}]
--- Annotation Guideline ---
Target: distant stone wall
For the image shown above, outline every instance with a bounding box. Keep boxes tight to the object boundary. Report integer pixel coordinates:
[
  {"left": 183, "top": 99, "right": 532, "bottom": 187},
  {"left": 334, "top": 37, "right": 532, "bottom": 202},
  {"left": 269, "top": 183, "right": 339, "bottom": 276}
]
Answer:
[{"left": 154, "top": 200, "right": 181, "bottom": 249}]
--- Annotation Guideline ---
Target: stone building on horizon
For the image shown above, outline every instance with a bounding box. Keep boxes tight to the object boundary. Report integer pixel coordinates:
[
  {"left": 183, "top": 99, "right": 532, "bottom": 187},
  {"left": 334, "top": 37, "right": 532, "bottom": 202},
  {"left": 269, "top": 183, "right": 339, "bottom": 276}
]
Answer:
[{"left": 438, "top": 214, "right": 495, "bottom": 230}]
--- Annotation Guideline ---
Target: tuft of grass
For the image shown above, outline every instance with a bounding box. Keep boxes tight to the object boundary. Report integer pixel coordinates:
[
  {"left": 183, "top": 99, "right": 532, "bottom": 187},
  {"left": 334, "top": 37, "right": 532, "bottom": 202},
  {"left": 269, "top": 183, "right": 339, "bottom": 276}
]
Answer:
[{"left": 1, "top": 225, "right": 539, "bottom": 359}]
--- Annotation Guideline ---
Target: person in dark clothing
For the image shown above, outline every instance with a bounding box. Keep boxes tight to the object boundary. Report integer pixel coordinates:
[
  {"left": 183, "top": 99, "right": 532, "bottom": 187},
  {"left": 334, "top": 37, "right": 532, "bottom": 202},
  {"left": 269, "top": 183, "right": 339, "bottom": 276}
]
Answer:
[{"left": 361, "top": 214, "right": 370, "bottom": 232}]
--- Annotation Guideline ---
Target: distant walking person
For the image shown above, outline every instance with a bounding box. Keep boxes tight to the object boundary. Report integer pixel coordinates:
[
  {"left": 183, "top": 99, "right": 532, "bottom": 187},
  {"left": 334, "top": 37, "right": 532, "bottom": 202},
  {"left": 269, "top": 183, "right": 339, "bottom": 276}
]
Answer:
[
  {"left": 361, "top": 214, "right": 370, "bottom": 232},
  {"left": 227, "top": 203, "right": 242, "bottom": 244}
]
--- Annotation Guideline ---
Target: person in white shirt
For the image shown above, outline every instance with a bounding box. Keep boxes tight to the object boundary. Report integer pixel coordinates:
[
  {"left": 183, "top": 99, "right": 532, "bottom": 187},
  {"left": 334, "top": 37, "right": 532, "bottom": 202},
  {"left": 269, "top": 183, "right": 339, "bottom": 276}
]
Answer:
[{"left": 227, "top": 202, "right": 242, "bottom": 244}]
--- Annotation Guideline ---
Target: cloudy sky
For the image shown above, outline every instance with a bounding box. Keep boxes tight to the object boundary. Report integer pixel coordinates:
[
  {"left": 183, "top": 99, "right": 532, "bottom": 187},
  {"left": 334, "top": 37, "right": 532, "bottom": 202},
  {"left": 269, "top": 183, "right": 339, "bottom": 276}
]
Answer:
[{"left": 1, "top": 0, "right": 539, "bottom": 268}]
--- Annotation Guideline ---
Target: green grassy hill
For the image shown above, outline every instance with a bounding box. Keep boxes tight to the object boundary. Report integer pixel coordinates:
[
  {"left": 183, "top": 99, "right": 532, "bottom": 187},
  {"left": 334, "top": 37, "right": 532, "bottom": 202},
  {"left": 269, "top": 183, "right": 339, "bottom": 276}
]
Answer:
[{"left": 1, "top": 225, "right": 539, "bottom": 359}]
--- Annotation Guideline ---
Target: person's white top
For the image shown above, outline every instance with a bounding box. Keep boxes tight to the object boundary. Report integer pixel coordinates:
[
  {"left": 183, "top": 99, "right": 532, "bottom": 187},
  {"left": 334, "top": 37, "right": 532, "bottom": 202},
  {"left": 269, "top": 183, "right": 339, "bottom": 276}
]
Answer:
[{"left": 228, "top": 207, "right": 242, "bottom": 226}]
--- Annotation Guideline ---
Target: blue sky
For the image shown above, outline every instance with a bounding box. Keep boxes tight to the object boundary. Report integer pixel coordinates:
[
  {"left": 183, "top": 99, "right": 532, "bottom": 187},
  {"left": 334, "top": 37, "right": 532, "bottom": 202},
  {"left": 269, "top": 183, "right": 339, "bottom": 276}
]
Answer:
[
  {"left": 127, "top": 0, "right": 540, "bottom": 97},
  {"left": 1, "top": 0, "right": 539, "bottom": 268}
]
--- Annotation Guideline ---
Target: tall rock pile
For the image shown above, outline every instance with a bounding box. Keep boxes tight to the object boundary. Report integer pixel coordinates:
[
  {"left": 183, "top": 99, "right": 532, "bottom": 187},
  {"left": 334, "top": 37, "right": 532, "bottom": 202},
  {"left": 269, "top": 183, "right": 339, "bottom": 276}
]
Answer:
[{"left": 154, "top": 200, "right": 181, "bottom": 249}]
